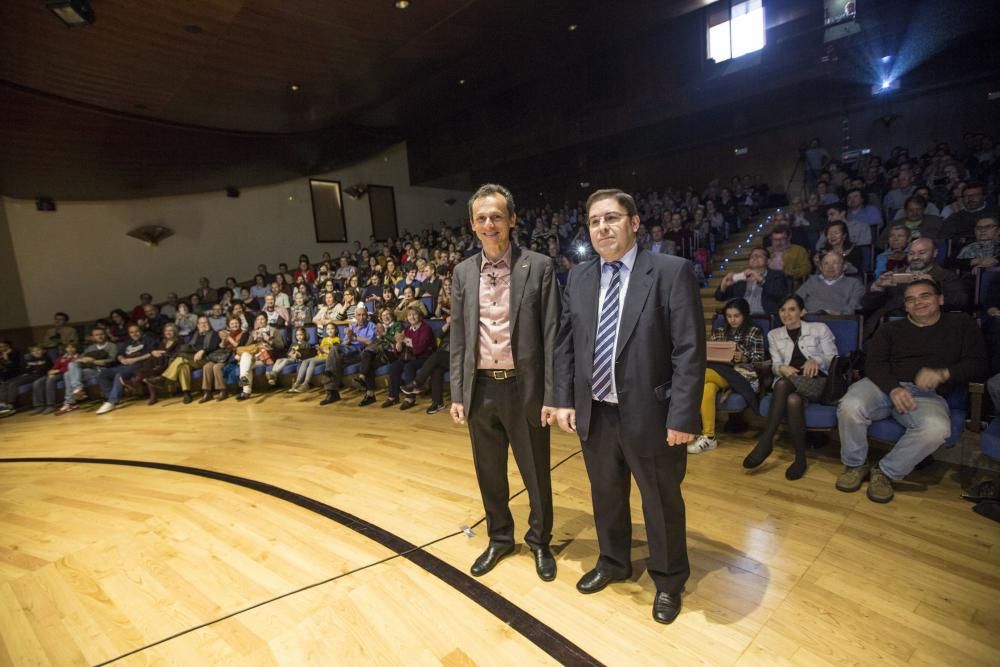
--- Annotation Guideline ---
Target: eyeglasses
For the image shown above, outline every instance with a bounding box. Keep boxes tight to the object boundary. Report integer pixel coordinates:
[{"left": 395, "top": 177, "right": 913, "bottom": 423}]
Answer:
[
  {"left": 587, "top": 212, "right": 630, "bottom": 227},
  {"left": 903, "top": 292, "right": 936, "bottom": 305}
]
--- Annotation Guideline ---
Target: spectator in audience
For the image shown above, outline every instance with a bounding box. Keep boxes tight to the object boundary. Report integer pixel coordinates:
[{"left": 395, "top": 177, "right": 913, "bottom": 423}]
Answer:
[
  {"left": 644, "top": 224, "right": 678, "bottom": 255},
  {"left": 188, "top": 293, "right": 205, "bottom": 316},
  {"left": 355, "top": 307, "right": 405, "bottom": 406},
  {"left": 827, "top": 201, "right": 872, "bottom": 247},
  {"left": 797, "top": 251, "right": 865, "bottom": 315},
  {"left": 715, "top": 247, "right": 788, "bottom": 316},
  {"left": 401, "top": 316, "right": 451, "bottom": 414},
  {"left": 249, "top": 274, "right": 269, "bottom": 301},
  {"left": 137, "top": 303, "right": 169, "bottom": 338},
  {"left": 814, "top": 221, "right": 862, "bottom": 276},
  {"left": 206, "top": 303, "right": 227, "bottom": 332},
  {"left": 42, "top": 312, "right": 78, "bottom": 351},
  {"left": 160, "top": 292, "right": 179, "bottom": 320},
  {"left": 880, "top": 195, "right": 945, "bottom": 247},
  {"left": 320, "top": 306, "right": 375, "bottom": 405},
  {"left": 333, "top": 256, "right": 355, "bottom": 284},
  {"left": 836, "top": 279, "right": 986, "bottom": 503},
  {"left": 874, "top": 224, "right": 911, "bottom": 277},
  {"left": 140, "top": 323, "right": 185, "bottom": 404},
  {"left": 0, "top": 343, "right": 49, "bottom": 416},
  {"left": 395, "top": 266, "right": 422, "bottom": 297},
  {"left": 394, "top": 285, "right": 429, "bottom": 321},
  {"left": 893, "top": 185, "right": 941, "bottom": 220},
  {"left": 289, "top": 291, "right": 312, "bottom": 328},
  {"left": 331, "top": 290, "right": 361, "bottom": 323},
  {"left": 236, "top": 313, "right": 283, "bottom": 401},
  {"left": 743, "top": 295, "right": 837, "bottom": 480},
  {"left": 362, "top": 273, "right": 384, "bottom": 307},
  {"left": 383, "top": 258, "right": 403, "bottom": 286},
  {"left": 230, "top": 302, "right": 251, "bottom": 330},
  {"left": 386, "top": 306, "right": 435, "bottom": 410},
  {"left": 945, "top": 182, "right": 996, "bottom": 243},
  {"left": 270, "top": 326, "right": 310, "bottom": 386},
  {"left": 816, "top": 181, "right": 839, "bottom": 205},
  {"left": 261, "top": 294, "right": 289, "bottom": 328},
  {"left": 435, "top": 277, "right": 453, "bottom": 319},
  {"left": 294, "top": 260, "right": 316, "bottom": 285},
  {"left": 130, "top": 293, "right": 153, "bottom": 323},
  {"left": 33, "top": 341, "right": 78, "bottom": 414},
  {"left": 953, "top": 214, "right": 999, "bottom": 274},
  {"left": 765, "top": 226, "right": 811, "bottom": 283},
  {"left": 690, "top": 298, "right": 765, "bottom": 455},
  {"left": 313, "top": 291, "right": 339, "bottom": 331},
  {"left": 105, "top": 309, "right": 129, "bottom": 342},
  {"left": 56, "top": 326, "right": 118, "bottom": 414},
  {"left": 862, "top": 237, "right": 968, "bottom": 338},
  {"left": 201, "top": 316, "right": 246, "bottom": 401},
  {"left": 269, "top": 281, "right": 290, "bottom": 309},
  {"left": 158, "top": 315, "right": 218, "bottom": 404},
  {"left": 94, "top": 323, "right": 153, "bottom": 415},
  {"left": 883, "top": 169, "right": 915, "bottom": 220},
  {"left": 174, "top": 302, "right": 197, "bottom": 337},
  {"left": 846, "top": 187, "right": 883, "bottom": 236},
  {"left": 194, "top": 277, "right": 218, "bottom": 305},
  {"left": 420, "top": 264, "right": 448, "bottom": 309},
  {"left": 289, "top": 324, "right": 328, "bottom": 393}
]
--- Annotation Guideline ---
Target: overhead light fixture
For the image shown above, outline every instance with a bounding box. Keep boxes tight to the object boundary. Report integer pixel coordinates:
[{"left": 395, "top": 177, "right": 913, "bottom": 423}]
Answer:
[
  {"left": 568, "top": 24, "right": 578, "bottom": 32},
  {"left": 47, "top": 0, "right": 96, "bottom": 27},
  {"left": 289, "top": 84, "right": 301, "bottom": 92},
  {"left": 344, "top": 184, "right": 369, "bottom": 200},
  {"left": 458, "top": 78, "right": 466, "bottom": 85},
  {"left": 126, "top": 225, "right": 174, "bottom": 247},
  {"left": 395, "top": 1, "right": 410, "bottom": 8}
]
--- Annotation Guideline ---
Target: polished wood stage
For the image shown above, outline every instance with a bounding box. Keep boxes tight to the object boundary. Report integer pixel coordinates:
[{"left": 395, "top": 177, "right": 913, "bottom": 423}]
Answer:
[{"left": 0, "top": 390, "right": 997, "bottom": 666}]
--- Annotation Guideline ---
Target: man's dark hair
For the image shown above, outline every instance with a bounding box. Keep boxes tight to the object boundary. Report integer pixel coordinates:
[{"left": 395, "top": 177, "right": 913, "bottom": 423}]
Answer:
[
  {"left": 903, "top": 194, "right": 927, "bottom": 209},
  {"left": 769, "top": 224, "right": 791, "bottom": 238},
  {"left": 55, "top": 312, "right": 69, "bottom": 321},
  {"left": 827, "top": 202, "right": 848, "bottom": 216},
  {"left": 904, "top": 278, "right": 941, "bottom": 296},
  {"left": 468, "top": 183, "right": 515, "bottom": 219},
  {"left": 845, "top": 187, "right": 864, "bottom": 200},
  {"left": 964, "top": 181, "right": 985, "bottom": 192},
  {"left": 585, "top": 189, "right": 638, "bottom": 217}
]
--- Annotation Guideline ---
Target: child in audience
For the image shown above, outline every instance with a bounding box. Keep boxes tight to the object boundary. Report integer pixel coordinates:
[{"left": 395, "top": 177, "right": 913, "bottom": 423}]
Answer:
[
  {"left": 1, "top": 343, "right": 50, "bottom": 416},
  {"left": 275, "top": 327, "right": 316, "bottom": 390}
]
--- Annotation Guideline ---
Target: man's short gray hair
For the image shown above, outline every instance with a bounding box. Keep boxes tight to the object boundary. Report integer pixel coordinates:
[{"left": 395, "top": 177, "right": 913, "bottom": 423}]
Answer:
[{"left": 468, "top": 184, "right": 515, "bottom": 219}]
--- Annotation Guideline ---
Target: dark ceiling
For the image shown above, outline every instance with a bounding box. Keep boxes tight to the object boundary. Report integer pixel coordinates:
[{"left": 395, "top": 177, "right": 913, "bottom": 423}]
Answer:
[
  {"left": 1, "top": 0, "right": 997, "bottom": 202},
  {"left": 0, "top": 0, "right": 709, "bottom": 200}
]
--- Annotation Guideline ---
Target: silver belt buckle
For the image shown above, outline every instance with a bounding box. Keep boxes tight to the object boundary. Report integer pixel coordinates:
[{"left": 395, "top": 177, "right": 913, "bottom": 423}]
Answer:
[{"left": 492, "top": 369, "right": 506, "bottom": 380}]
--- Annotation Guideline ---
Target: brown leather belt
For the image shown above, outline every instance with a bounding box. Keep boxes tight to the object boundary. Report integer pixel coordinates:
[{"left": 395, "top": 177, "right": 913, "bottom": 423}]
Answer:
[{"left": 476, "top": 368, "right": 517, "bottom": 380}]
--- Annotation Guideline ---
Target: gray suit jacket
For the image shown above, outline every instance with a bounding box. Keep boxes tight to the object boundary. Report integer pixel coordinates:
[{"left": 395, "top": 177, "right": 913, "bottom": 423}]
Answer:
[
  {"left": 554, "top": 248, "right": 705, "bottom": 453},
  {"left": 449, "top": 246, "right": 561, "bottom": 421}
]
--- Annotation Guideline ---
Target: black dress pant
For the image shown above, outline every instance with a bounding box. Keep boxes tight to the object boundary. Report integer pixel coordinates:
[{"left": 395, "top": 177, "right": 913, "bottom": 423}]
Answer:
[
  {"left": 468, "top": 376, "right": 552, "bottom": 548},
  {"left": 415, "top": 348, "right": 449, "bottom": 405},
  {"left": 582, "top": 401, "right": 689, "bottom": 595}
]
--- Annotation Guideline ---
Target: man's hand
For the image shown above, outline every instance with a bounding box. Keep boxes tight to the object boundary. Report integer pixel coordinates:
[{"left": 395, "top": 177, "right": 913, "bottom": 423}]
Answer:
[
  {"left": 720, "top": 272, "right": 735, "bottom": 289},
  {"left": 914, "top": 367, "right": 949, "bottom": 391},
  {"left": 450, "top": 402, "right": 466, "bottom": 424},
  {"left": 151, "top": 349, "right": 166, "bottom": 358},
  {"left": 666, "top": 429, "right": 696, "bottom": 446},
  {"left": 889, "top": 386, "right": 917, "bottom": 414},
  {"left": 540, "top": 406, "right": 558, "bottom": 428},
  {"left": 194, "top": 350, "right": 204, "bottom": 362},
  {"left": 873, "top": 272, "right": 894, "bottom": 290},
  {"left": 555, "top": 408, "right": 577, "bottom": 433}
]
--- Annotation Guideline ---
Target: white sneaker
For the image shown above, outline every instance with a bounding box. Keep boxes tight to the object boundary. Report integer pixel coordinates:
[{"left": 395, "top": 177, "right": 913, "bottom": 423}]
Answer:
[
  {"left": 95, "top": 401, "right": 115, "bottom": 415},
  {"left": 687, "top": 435, "right": 718, "bottom": 454}
]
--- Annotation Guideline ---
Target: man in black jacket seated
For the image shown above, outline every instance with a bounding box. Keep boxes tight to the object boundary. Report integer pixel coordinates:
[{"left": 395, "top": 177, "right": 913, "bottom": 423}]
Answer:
[
  {"left": 714, "top": 246, "right": 789, "bottom": 317},
  {"left": 836, "top": 278, "right": 986, "bottom": 503}
]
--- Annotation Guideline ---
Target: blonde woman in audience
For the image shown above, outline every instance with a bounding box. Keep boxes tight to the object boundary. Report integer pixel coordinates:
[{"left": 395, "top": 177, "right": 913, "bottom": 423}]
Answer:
[{"left": 236, "top": 313, "right": 282, "bottom": 401}]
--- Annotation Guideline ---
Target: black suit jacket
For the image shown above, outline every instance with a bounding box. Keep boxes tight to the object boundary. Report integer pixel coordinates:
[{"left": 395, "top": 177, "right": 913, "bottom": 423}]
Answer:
[
  {"left": 449, "top": 246, "right": 561, "bottom": 422},
  {"left": 714, "top": 269, "right": 790, "bottom": 316},
  {"left": 554, "top": 249, "right": 706, "bottom": 454}
]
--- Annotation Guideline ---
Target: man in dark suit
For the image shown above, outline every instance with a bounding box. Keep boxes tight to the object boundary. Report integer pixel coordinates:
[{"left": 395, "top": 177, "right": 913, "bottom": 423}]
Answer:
[
  {"left": 552, "top": 188, "right": 705, "bottom": 624},
  {"left": 450, "top": 183, "right": 562, "bottom": 581},
  {"left": 714, "top": 246, "right": 789, "bottom": 316}
]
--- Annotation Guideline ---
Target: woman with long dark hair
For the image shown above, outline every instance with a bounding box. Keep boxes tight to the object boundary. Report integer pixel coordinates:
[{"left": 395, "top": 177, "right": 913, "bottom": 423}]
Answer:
[
  {"left": 743, "top": 295, "right": 837, "bottom": 480},
  {"left": 689, "top": 298, "right": 765, "bottom": 454}
]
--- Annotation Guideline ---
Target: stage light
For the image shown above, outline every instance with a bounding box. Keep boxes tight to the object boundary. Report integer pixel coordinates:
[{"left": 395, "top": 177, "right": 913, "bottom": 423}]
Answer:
[{"left": 47, "top": 0, "right": 95, "bottom": 27}]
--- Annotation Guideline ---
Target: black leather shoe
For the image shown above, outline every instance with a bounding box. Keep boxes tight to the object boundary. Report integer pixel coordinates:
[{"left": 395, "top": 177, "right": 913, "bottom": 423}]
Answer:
[
  {"left": 576, "top": 567, "right": 631, "bottom": 594},
  {"left": 530, "top": 545, "right": 556, "bottom": 582},
  {"left": 469, "top": 543, "right": 514, "bottom": 577},
  {"left": 320, "top": 391, "right": 341, "bottom": 405},
  {"left": 652, "top": 591, "right": 682, "bottom": 624}
]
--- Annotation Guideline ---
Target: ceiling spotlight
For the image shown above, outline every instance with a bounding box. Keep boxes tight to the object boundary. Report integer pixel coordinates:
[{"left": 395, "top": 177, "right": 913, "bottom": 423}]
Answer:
[
  {"left": 568, "top": 24, "right": 578, "bottom": 32},
  {"left": 395, "top": 0, "right": 410, "bottom": 8},
  {"left": 290, "top": 84, "right": 301, "bottom": 92},
  {"left": 47, "top": 0, "right": 96, "bottom": 27},
  {"left": 458, "top": 78, "right": 466, "bottom": 85}
]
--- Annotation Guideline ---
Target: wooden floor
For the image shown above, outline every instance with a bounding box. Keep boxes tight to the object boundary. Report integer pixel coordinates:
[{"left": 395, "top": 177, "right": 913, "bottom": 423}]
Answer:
[{"left": 0, "top": 390, "right": 998, "bottom": 666}]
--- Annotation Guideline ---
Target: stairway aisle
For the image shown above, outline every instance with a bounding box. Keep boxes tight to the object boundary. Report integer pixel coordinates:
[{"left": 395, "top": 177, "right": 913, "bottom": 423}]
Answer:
[{"left": 700, "top": 213, "right": 776, "bottom": 334}]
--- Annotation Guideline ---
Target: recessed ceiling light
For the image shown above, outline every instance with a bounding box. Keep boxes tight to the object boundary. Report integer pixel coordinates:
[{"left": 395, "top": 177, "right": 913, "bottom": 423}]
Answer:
[
  {"left": 458, "top": 79, "right": 466, "bottom": 85},
  {"left": 395, "top": 1, "right": 410, "bottom": 8},
  {"left": 290, "top": 84, "right": 301, "bottom": 92},
  {"left": 568, "top": 24, "right": 578, "bottom": 32}
]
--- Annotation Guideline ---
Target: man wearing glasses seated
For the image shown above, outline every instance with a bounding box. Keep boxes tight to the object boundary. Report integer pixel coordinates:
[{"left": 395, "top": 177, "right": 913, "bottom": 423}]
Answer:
[{"left": 835, "top": 279, "right": 986, "bottom": 503}]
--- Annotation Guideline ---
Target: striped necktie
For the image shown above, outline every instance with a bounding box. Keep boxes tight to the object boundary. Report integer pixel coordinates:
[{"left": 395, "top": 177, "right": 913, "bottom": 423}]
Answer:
[{"left": 592, "top": 261, "right": 624, "bottom": 401}]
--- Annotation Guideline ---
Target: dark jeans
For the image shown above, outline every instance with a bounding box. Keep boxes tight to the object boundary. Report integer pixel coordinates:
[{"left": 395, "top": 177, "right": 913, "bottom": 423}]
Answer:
[
  {"left": 2, "top": 374, "right": 40, "bottom": 404},
  {"left": 414, "top": 348, "right": 449, "bottom": 405},
  {"left": 97, "top": 365, "right": 139, "bottom": 405},
  {"left": 388, "top": 357, "right": 424, "bottom": 400},
  {"left": 323, "top": 344, "right": 361, "bottom": 391},
  {"left": 358, "top": 347, "right": 393, "bottom": 391},
  {"left": 33, "top": 374, "right": 64, "bottom": 407}
]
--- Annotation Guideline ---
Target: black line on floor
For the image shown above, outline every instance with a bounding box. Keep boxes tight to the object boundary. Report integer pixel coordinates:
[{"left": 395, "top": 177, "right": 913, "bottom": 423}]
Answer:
[{"left": 0, "top": 456, "right": 600, "bottom": 667}]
